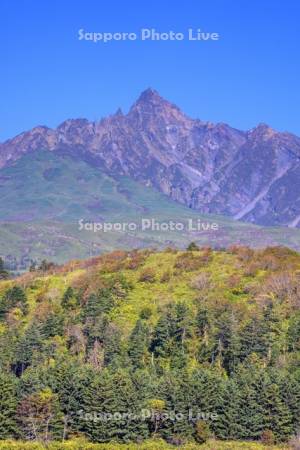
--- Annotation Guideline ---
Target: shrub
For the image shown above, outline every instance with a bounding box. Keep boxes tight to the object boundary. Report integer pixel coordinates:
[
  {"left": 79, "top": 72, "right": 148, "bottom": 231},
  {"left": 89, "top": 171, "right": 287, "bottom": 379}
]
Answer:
[
  {"left": 160, "top": 271, "right": 171, "bottom": 283},
  {"left": 125, "top": 252, "right": 147, "bottom": 270},
  {"left": 38, "top": 260, "right": 57, "bottom": 272},
  {"left": 243, "top": 262, "right": 259, "bottom": 277},
  {"left": 165, "top": 435, "right": 187, "bottom": 446},
  {"left": 190, "top": 272, "right": 211, "bottom": 290},
  {"left": 261, "top": 429, "right": 275, "bottom": 445},
  {"left": 97, "top": 250, "right": 128, "bottom": 273},
  {"left": 139, "top": 306, "right": 153, "bottom": 320},
  {"left": 163, "top": 247, "right": 178, "bottom": 254},
  {"left": 194, "top": 420, "right": 210, "bottom": 444},
  {"left": 174, "top": 253, "right": 210, "bottom": 271},
  {"left": 289, "top": 433, "right": 300, "bottom": 450},
  {"left": 226, "top": 274, "right": 241, "bottom": 289},
  {"left": 139, "top": 268, "right": 156, "bottom": 283},
  {"left": 187, "top": 242, "right": 200, "bottom": 251},
  {"left": 229, "top": 245, "right": 254, "bottom": 262}
]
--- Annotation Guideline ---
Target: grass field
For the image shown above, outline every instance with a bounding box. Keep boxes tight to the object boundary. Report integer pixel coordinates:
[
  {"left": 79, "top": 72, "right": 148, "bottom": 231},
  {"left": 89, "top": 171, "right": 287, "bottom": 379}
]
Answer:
[{"left": 0, "top": 439, "right": 292, "bottom": 449}]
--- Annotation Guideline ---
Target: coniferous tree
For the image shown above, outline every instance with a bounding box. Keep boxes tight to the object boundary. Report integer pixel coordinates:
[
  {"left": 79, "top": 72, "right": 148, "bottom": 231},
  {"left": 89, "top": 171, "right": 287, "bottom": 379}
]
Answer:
[
  {"left": 0, "top": 371, "right": 17, "bottom": 438},
  {"left": 13, "top": 323, "right": 44, "bottom": 375},
  {"left": 83, "top": 289, "right": 114, "bottom": 321},
  {"left": 128, "top": 319, "right": 149, "bottom": 369},
  {"left": 150, "top": 315, "right": 171, "bottom": 358},
  {"left": 172, "top": 303, "right": 193, "bottom": 350},
  {"left": 240, "top": 316, "right": 268, "bottom": 361},
  {"left": 83, "top": 293, "right": 101, "bottom": 320},
  {"left": 262, "top": 304, "right": 283, "bottom": 364},
  {"left": 189, "top": 369, "right": 224, "bottom": 437},
  {"left": 279, "top": 373, "right": 300, "bottom": 432},
  {"left": 41, "top": 312, "right": 64, "bottom": 339},
  {"left": 159, "top": 371, "right": 193, "bottom": 439},
  {"left": 287, "top": 312, "right": 300, "bottom": 352},
  {"left": 214, "top": 379, "right": 243, "bottom": 439},
  {"left": 261, "top": 380, "right": 292, "bottom": 442},
  {"left": 0, "top": 257, "right": 9, "bottom": 280},
  {"left": 235, "top": 368, "right": 265, "bottom": 440},
  {"left": 0, "top": 286, "right": 28, "bottom": 320},
  {"left": 61, "top": 287, "right": 77, "bottom": 310},
  {"left": 240, "top": 385, "right": 264, "bottom": 440},
  {"left": 196, "top": 308, "right": 215, "bottom": 363},
  {"left": 103, "top": 324, "right": 125, "bottom": 367},
  {"left": 82, "top": 369, "right": 149, "bottom": 442},
  {"left": 215, "top": 311, "right": 241, "bottom": 374},
  {"left": 45, "top": 362, "right": 89, "bottom": 439}
]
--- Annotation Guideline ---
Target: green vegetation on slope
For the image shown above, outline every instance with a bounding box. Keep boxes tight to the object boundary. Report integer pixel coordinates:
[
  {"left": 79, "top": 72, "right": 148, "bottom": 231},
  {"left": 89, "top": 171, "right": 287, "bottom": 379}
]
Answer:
[
  {"left": 2, "top": 150, "right": 300, "bottom": 269},
  {"left": 0, "top": 438, "right": 291, "bottom": 449},
  {"left": 0, "top": 246, "right": 300, "bottom": 447}
]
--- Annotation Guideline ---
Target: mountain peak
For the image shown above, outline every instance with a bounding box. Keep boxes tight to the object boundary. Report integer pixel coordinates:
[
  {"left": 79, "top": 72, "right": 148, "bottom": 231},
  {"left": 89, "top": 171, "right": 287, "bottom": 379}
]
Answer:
[
  {"left": 128, "top": 88, "right": 185, "bottom": 125},
  {"left": 1, "top": 90, "right": 300, "bottom": 230},
  {"left": 115, "top": 107, "right": 123, "bottom": 116},
  {"left": 248, "top": 123, "right": 276, "bottom": 140},
  {"left": 137, "top": 88, "right": 162, "bottom": 103},
  {"left": 132, "top": 88, "right": 183, "bottom": 110}
]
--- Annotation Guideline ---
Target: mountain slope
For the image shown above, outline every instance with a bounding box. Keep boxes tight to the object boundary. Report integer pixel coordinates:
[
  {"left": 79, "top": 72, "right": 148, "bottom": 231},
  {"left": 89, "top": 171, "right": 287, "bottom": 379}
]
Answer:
[
  {"left": 2, "top": 150, "right": 300, "bottom": 269},
  {"left": 1, "top": 89, "right": 300, "bottom": 227}
]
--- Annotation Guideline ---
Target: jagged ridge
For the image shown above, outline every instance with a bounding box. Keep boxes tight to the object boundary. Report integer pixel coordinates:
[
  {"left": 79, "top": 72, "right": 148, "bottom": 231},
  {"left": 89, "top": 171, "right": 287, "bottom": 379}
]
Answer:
[{"left": 1, "top": 88, "right": 300, "bottom": 227}]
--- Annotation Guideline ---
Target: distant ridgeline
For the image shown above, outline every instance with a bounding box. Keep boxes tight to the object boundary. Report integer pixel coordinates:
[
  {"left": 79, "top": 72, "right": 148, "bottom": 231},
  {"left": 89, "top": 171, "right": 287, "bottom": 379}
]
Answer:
[
  {"left": 1, "top": 89, "right": 300, "bottom": 229},
  {"left": 2, "top": 90, "right": 300, "bottom": 265}
]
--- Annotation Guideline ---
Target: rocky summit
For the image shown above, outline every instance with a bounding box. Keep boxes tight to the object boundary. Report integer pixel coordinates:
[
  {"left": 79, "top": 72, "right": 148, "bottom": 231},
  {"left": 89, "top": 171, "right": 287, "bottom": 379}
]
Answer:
[{"left": 1, "top": 88, "right": 300, "bottom": 227}]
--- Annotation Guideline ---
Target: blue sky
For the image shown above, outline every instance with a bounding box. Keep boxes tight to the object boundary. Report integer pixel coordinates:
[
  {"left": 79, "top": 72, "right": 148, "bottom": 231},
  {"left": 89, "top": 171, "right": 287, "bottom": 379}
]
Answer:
[{"left": 0, "top": 0, "right": 299, "bottom": 140}]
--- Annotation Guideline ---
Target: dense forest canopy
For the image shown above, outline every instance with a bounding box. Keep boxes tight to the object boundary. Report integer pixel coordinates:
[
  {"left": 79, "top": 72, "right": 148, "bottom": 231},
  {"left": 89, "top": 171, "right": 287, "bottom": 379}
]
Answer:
[{"left": 0, "top": 245, "right": 300, "bottom": 448}]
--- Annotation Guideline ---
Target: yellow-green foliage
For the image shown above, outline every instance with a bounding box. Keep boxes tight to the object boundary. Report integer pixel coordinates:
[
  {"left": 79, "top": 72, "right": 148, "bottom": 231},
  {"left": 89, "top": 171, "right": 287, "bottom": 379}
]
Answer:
[
  {"left": 2, "top": 246, "right": 300, "bottom": 345},
  {"left": 0, "top": 439, "right": 290, "bottom": 449},
  {"left": 1, "top": 246, "right": 300, "bottom": 447}
]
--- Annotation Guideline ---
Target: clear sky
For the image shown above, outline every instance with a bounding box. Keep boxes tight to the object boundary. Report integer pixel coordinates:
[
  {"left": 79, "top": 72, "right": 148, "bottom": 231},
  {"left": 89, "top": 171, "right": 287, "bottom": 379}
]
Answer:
[{"left": 0, "top": 0, "right": 299, "bottom": 141}]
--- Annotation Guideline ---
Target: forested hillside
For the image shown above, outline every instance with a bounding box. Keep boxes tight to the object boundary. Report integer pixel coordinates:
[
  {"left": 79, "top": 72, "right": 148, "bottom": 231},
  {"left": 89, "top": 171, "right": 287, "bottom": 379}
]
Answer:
[{"left": 0, "top": 245, "right": 300, "bottom": 448}]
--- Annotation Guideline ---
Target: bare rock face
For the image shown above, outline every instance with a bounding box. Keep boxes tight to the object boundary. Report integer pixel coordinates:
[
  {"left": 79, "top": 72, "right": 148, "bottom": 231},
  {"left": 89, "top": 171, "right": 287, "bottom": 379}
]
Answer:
[{"left": 1, "top": 88, "right": 300, "bottom": 227}]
